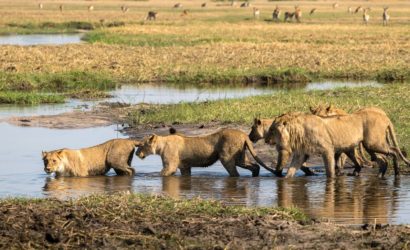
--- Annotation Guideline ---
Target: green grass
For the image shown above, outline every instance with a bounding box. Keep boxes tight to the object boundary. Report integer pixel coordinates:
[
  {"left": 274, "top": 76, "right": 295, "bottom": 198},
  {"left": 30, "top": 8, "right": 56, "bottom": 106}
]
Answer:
[
  {"left": 0, "top": 91, "right": 65, "bottom": 104},
  {"left": 0, "top": 71, "right": 116, "bottom": 92},
  {"left": 128, "top": 83, "right": 410, "bottom": 149}
]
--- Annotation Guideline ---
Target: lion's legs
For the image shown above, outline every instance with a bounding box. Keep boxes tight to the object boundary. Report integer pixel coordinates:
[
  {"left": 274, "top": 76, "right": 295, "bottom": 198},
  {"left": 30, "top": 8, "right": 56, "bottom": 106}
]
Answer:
[
  {"left": 221, "top": 158, "right": 240, "bottom": 177},
  {"left": 180, "top": 166, "right": 191, "bottom": 176},
  {"left": 161, "top": 162, "right": 179, "bottom": 177},
  {"left": 113, "top": 165, "right": 135, "bottom": 176},
  {"left": 334, "top": 152, "right": 345, "bottom": 176},
  {"left": 345, "top": 149, "right": 363, "bottom": 176},
  {"left": 376, "top": 154, "right": 388, "bottom": 178},
  {"left": 237, "top": 152, "right": 260, "bottom": 177},
  {"left": 301, "top": 154, "right": 315, "bottom": 176},
  {"left": 285, "top": 154, "right": 305, "bottom": 178},
  {"left": 276, "top": 149, "right": 291, "bottom": 177},
  {"left": 368, "top": 143, "right": 400, "bottom": 177},
  {"left": 322, "top": 150, "right": 335, "bottom": 178}
]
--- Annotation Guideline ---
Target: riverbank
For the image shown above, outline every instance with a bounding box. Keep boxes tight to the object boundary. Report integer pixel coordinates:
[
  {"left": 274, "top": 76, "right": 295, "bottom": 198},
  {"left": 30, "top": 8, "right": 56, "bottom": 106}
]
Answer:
[{"left": 0, "top": 193, "right": 409, "bottom": 249}]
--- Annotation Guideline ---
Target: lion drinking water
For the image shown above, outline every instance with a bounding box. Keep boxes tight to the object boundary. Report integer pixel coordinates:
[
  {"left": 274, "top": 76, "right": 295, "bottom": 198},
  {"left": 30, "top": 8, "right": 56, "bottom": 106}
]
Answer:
[
  {"left": 42, "top": 139, "right": 141, "bottom": 177},
  {"left": 136, "top": 128, "right": 274, "bottom": 177}
]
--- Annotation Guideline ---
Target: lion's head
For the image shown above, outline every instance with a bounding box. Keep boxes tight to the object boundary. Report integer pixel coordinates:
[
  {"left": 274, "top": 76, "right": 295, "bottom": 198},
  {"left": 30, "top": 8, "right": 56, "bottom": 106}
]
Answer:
[
  {"left": 310, "top": 104, "right": 347, "bottom": 117},
  {"left": 42, "top": 151, "right": 64, "bottom": 174},
  {"left": 136, "top": 134, "right": 158, "bottom": 159},
  {"left": 249, "top": 118, "right": 272, "bottom": 143},
  {"left": 265, "top": 112, "right": 305, "bottom": 150}
]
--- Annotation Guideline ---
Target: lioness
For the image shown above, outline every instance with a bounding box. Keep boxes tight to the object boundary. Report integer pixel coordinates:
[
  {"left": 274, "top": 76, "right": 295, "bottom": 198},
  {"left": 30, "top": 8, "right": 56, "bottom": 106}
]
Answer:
[
  {"left": 248, "top": 117, "right": 316, "bottom": 176},
  {"left": 312, "top": 105, "right": 410, "bottom": 176},
  {"left": 136, "top": 128, "right": 274, "bottom": 177},
  {"left": 42, "top": 139, "right": 141, "bottom": 177},
  {"left": 266, "top": 110, "right": 409, "bottom": 178}
]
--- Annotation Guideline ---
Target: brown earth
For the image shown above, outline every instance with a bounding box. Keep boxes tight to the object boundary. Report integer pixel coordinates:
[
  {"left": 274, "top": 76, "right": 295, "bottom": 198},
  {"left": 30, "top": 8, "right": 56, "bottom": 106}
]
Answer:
[{"left": 1, "top": 193, "right": 410, "bottom": 250}]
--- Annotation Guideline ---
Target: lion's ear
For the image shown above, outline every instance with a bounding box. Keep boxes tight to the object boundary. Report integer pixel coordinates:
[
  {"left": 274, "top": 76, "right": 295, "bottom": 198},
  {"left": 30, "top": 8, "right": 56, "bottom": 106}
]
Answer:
[
  {"left": 309, "top": 106, "right": 315, "bottom": 113},
  {"left": 257, "top": 119, "right": 262, "bottom": 126},
  {"left": 42, "top": 151, "right": 47, "bottom": 158},
  {"left": 327, "top": 104, "right": 333, "bottom": 111},
  {"left": 149, "top": 134, "right": 158, "bottom": 144}
]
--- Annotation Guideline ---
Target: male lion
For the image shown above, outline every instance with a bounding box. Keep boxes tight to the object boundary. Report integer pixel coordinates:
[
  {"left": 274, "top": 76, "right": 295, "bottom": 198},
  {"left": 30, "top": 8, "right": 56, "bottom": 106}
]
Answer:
[
  {"left": 248, "top": 117, "right": 316, "bottom": 176},
  {"left": 265, "top": 112, "right": 364, "bottom": 178},
  {"left": 42, "top": 139, "right": 141, "bottom": 177},
  {"left": 136, "top": 128, "right": 274, "bottom": 177}
]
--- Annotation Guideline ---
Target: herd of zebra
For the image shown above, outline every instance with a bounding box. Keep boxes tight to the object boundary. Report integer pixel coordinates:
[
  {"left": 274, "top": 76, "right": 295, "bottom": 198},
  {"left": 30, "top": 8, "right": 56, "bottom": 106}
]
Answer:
[{"left": 36, "top": 2, "right": 391, "bottom": 26}]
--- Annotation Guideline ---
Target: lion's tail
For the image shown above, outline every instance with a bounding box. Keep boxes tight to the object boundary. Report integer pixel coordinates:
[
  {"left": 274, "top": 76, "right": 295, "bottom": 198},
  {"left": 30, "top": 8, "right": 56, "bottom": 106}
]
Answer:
[
  {"left": 387, "top": 123, "right": 410, "bottom": 166},
  {"left": 245, "top": 137, "right": 275, "bottom": 174}
]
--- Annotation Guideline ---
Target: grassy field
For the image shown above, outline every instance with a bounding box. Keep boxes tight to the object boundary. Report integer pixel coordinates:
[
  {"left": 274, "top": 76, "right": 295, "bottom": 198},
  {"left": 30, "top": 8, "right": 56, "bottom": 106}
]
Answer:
[
  {"left": 127, "top": 83, "right": 410, "bottom": 150},
  {"left": 0, "top": 0, "right": 408, "bottom": 87}
]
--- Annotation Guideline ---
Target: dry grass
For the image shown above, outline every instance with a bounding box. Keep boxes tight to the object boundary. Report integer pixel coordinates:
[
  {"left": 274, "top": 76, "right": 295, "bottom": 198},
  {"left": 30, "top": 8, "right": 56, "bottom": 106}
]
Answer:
[{"left": 0, "top": 0, "right": 408, "bottom": 83}]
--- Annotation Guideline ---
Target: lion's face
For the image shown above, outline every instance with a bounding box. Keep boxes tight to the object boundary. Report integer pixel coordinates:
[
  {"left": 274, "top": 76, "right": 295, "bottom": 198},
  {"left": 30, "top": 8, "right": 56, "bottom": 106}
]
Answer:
[
  {"left": 310, "top": 105, "right": 347, "bottom": 117},
  {"left": 249, "top": 118, "right": 265, "bottom": 143},
  {"left": 42, "top": 151, "right": 63, "bottom": 174},
  {"left": 265, "top": 122, "right": 289, "bottom": 147},
  {"left": 136, "top": 135, "right": 158, "bottom": 159}
]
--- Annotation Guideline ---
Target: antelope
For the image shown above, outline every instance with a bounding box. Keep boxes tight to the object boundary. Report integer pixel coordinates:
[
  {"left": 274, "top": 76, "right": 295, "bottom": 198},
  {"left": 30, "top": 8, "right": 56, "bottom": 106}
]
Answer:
[
  {"left": 294, "top": 6, "right": 302, "bottom": 23},
  {"left": 180, "top": 9, "right": 188, "bottom": 17},
  {"left": 309, "top": 8, "right": 316, "bottom": 15},
  {"left": 347, "top": 6, "right": 353, "bottom": 14},
  {"left": 38, "top": 3, "right": 43, "bottom": 9},
  {"left": 174, "top": 3, "right": 182, "bottom": 8},
  {"left": 355, "top": 6, "right": 363, "bottom": 14},
  {"left": 240, "top": 2, "right": 250, "bottom": 8},
  {"left": 253, "top": 7, "right": 260, "bottom": 19},
  {"left": 363, "top": 8, "right": 370, "bottom": 25},
  {"left": 88, "top": 5, "right": 94, "bottom": 12},
  {"left": 272, "top": 5, "right": 281, "bottom": 21},
  {"left": 59, "top": 4, "right": 63, "bottom": 12},
  {"left": 146, "top": 11, "right": 157, "bottom": 20},
  {"left": 382, "top": 7, "right": 390, "bottom": 26},
  {"left": 201, "top": 2, "right": 207, "bottom": 7},
  {"left": 332, "top": 3, "right": 339, "bottom": 9},
  {"left": 284, "top": 11, "right": 294, "bottom": 22},
  {"left": 121, "top": 6, "right": 129, "bottom": 13}
]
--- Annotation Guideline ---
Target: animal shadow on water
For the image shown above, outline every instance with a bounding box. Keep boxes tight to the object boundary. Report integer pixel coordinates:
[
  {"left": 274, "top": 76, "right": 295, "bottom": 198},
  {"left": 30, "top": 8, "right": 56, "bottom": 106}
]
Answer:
[{"left": 43, "top": 176, "right": 134, "bottom": 199}]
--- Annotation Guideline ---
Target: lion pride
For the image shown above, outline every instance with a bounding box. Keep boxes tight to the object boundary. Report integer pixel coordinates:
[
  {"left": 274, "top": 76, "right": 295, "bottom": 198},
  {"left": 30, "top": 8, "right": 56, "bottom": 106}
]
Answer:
[{"left": 42, "top": 139, "right": 141, "bottom": 177}]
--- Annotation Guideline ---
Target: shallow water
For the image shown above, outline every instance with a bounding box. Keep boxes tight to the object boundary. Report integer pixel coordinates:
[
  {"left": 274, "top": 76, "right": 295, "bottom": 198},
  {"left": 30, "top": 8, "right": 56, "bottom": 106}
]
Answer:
[
  {"left": 0, "top": 34, "right": 83, "bottom": 46},
  {"left": 1, "top": 80, "right": 406, "bottom": 225},
  {"left": 0, "top": 121, "right": 409, "bottom": 224},
  {"left": 0, "top": 81, "right": 382, "bottom": 119}
]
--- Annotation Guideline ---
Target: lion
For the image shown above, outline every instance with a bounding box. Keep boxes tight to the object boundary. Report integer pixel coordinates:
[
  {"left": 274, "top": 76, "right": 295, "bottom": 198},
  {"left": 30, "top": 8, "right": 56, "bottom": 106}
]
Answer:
[
  {"left": 266, "top": 109, "right": 410, "bottom": 178},
  {"left": 311, "top": 105, "right": 410, "bottom": 176},
  {"left": 136, "top": 128, "right": 275, "bottom": 177},
  {"left": 248, "top": 117, "right": 316, "bottom": 176},
  {"left": 310, "top": 104, "right": 371, "bottom": 171},
  {"left": 265, "top": 112, "right": 365, "bottom": 178},
  {"left": 42, "top": 139, "right": 141, "bottom": 177}
]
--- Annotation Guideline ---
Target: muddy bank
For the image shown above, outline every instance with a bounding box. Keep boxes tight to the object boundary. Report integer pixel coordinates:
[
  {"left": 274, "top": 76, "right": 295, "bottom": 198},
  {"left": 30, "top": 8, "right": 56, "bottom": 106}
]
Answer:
[
  {"left": 0, "top": 193, "right": 409, "bottom": 249},
  {"left": 3, "top": 103, "right": 132, "bottom": 129}
]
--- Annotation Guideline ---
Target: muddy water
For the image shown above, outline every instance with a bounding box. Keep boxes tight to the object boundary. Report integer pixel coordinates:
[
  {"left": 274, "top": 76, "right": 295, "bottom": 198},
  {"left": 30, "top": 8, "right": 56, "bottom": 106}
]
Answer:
[{"left": 0, "top": 34, "right": 83, "bottom": 46}]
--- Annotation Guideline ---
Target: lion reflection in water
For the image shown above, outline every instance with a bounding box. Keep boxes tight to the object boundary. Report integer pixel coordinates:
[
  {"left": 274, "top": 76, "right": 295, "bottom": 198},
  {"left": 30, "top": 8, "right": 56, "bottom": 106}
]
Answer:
[
  {"left": 276, "top": 176, "right": 399, "bottom": 224},
  {"left": 43, "top": 176, "right": 134, "bottom": 199}
]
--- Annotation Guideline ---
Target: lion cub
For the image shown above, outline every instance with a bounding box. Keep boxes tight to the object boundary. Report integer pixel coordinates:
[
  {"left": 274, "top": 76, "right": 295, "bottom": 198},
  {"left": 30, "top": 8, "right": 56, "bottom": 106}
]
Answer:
[
  {"left": 136, "top": 128, "right": 274, "bottom": 177},
  {"left": 42, "top": 139, "right": 141, "bottom": 177}
]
